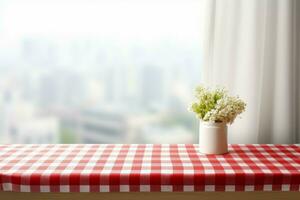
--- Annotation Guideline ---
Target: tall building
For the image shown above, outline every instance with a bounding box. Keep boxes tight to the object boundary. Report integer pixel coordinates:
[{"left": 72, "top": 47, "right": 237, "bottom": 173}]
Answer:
[
  {"left": 103, "top": 67, "right": 129, "bottom": 104},
  {"left": 0, "top": 89, "right": 59, "bottom": 144},
  {"left": 38, "top": 70, "right": 85, "bottom": 108},
  {"left": 139, "top": 65, "right": 165, "bottom": 110}
]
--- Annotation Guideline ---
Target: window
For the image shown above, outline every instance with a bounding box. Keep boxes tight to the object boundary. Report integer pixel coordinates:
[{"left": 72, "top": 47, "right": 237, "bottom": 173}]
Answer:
[{"left": 0, "top": 0, "right": 202, "bottom": 144}]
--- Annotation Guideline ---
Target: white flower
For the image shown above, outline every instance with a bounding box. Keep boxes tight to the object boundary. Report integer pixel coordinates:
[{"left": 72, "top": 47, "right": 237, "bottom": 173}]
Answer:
[{"left": 189, "top": 86, "right": 246, "bottom": 124}]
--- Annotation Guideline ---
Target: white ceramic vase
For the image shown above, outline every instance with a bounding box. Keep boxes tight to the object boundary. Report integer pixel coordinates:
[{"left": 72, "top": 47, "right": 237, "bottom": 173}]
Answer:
[{"left": 199, "top": 121, "right": 228, "bottom": 154}]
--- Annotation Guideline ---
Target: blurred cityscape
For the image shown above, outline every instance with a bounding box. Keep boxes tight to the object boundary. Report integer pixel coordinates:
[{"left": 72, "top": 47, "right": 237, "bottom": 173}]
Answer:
[{"left": 0, "top": 0, "right": 202, "bottom": 144}]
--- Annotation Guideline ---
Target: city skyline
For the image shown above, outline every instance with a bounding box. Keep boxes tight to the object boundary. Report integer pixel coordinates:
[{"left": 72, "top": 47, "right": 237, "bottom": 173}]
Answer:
[{"left": 0, "top": 0, "right": 202, "bottom": 144}]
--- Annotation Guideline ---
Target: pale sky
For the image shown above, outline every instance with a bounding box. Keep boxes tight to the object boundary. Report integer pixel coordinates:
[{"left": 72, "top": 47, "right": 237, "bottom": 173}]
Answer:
[{"left": 1, "top": 0, "right": 203, "bottom": 41}]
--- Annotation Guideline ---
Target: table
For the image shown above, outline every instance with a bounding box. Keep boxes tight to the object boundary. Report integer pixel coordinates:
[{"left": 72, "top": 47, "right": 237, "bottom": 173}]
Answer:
[{"left": 0, "top": 144, "right": 300, "bottom": 199}]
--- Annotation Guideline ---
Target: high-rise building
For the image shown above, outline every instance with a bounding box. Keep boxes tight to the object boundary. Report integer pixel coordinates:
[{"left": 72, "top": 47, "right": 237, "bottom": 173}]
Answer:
[
  {"left": 0, "top": 88, "right": 59, "bottom": 144},
  {"left": 139, "top": 65, "right": 165, "bottom": 110}
]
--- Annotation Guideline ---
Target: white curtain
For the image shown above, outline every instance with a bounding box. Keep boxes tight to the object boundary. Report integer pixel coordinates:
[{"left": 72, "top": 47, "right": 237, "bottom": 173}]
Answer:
[{"left": 200, "top": 0, "right": 300, "bottom": 143}]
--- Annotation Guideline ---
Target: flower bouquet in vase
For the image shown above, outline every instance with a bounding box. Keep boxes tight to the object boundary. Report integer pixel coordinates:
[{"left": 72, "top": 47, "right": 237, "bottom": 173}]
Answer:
[{"left": 189, "top": 86, "right": 246, "bottom": 154}]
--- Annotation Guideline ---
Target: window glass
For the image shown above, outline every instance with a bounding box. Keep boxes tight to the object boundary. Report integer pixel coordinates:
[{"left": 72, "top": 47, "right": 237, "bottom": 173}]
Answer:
[{"left": 0, "top": 0, "right": 202, "bottom": 144}]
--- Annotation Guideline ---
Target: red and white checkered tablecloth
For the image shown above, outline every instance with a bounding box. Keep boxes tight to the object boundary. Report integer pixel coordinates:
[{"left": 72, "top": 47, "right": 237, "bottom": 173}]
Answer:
[{"left": 0, "top": 144, "right": 300, "bottom": 192}]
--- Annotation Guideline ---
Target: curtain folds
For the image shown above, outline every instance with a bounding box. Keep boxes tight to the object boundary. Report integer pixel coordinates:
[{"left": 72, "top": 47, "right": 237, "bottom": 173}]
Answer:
[{"left": 201, "top": 0, "right": 300, "bottom": 143}]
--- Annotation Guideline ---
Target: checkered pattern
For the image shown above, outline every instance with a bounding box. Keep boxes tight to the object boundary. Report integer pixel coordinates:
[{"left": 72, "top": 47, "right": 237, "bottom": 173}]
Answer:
[{"left": 0, "top": 144, "right": 300, "bottom": 192}]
